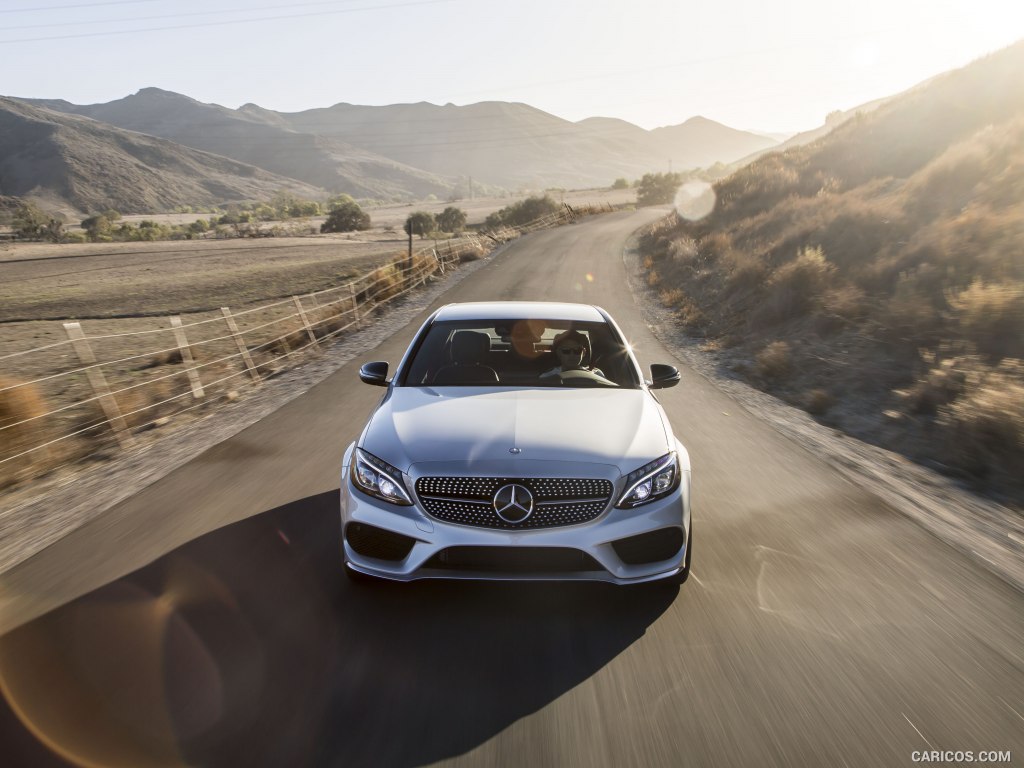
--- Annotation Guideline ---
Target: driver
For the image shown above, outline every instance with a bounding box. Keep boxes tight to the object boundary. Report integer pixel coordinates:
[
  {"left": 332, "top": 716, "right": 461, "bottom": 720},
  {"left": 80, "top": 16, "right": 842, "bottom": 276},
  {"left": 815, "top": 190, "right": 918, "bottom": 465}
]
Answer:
[{"left": 540, "top": 330, "right": 608, "bottom": 380}]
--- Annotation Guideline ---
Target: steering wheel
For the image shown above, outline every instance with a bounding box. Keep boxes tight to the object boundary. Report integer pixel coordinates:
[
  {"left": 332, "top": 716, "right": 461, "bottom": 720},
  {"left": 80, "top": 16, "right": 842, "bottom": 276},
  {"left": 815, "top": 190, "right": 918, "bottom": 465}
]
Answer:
[{"left": 558, "top": 369, "right": 617, "bottom": 387}]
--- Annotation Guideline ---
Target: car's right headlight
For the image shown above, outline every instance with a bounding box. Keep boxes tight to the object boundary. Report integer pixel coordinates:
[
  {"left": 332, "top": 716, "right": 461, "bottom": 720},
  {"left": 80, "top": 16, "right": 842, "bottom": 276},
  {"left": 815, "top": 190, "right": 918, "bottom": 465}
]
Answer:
[
  {"left": 616, "top": 453, "right": 679, "bottom": 508},
  {"left": 351, "top": 448, "right": 413, "bottom": 506}
]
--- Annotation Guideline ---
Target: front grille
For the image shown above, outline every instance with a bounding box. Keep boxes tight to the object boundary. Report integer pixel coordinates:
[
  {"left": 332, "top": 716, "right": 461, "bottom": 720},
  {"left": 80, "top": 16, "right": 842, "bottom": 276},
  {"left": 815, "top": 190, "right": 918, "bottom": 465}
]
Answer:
[
  {"left": 423, "top": 546, "right": 603, "bottom": 573},
  {"left": 415, "top": 476, "right": 613, "bottom": 530},
  {"left": 611, "top": 527, "right": 685, "bottom": 565},
  {"left": 345, "top": 523, "right": 416, "bottom": 561}
]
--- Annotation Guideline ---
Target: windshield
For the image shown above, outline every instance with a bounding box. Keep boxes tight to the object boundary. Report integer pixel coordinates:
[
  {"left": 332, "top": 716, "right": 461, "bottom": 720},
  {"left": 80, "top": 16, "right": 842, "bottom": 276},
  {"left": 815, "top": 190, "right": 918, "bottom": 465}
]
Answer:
[{"left": 399, "top": 318, "right": 642, "bottom": 388}]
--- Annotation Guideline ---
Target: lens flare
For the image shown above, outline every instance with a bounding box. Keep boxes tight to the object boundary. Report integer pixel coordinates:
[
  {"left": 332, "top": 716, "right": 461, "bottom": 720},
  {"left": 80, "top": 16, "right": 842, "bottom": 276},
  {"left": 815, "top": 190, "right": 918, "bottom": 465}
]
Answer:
[
  {"left": 585, "top": 273, "right": 594, "bottom": 283},
  {"left": 674, "top": 181, "right": 716, "bottom": 221}
]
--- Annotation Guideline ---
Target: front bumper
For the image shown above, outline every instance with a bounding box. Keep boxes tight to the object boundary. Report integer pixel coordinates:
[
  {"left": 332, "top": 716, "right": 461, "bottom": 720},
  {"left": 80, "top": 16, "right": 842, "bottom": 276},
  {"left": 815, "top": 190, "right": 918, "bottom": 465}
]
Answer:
[{"left": 339, "top": 448, "right": 691, "bottom": 585}]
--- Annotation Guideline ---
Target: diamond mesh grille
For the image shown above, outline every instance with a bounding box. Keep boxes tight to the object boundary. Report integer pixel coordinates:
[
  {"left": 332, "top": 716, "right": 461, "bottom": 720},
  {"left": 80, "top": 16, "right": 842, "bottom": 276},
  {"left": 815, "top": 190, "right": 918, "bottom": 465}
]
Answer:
[{"left": 415, "top": 476, "right": 612, "bottom": 530}]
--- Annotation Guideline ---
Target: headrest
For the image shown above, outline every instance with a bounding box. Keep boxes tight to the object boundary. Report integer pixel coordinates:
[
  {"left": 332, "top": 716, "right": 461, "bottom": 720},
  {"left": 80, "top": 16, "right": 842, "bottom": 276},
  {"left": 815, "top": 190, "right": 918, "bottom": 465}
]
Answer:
[{"left": 451, "top": 330, "right": 490, "bottom": 362}]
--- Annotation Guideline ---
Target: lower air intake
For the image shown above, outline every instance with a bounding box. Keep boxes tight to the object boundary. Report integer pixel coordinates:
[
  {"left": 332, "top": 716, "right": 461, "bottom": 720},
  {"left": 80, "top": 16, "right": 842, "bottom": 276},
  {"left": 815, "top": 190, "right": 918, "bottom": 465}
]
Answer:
[
  {"left": 611, "top": 527, "right": 685, "bottom": 565},
  {"left": 424, "top": 546, "right": 603, "bottom": 573},
  {"left": 346, "top": 523, "right": 416, "bottom": 561}
]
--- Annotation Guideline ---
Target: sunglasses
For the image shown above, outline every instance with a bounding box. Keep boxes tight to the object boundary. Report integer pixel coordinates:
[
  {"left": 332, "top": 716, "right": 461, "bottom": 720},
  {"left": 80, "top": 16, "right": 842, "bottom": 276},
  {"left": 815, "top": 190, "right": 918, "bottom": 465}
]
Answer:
[{"left": 558, "top": 347, "right": 584, "bottom": 355}]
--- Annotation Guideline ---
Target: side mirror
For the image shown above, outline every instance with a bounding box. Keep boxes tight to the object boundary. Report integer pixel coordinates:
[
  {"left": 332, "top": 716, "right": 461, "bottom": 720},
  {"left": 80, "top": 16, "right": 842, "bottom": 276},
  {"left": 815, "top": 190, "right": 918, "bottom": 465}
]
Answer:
[
  {"left": 359, "top": 361, "right": 389, "bottom": 387},
  {"left": 649, "top": 363, "right": 680, "bottom": 389}
]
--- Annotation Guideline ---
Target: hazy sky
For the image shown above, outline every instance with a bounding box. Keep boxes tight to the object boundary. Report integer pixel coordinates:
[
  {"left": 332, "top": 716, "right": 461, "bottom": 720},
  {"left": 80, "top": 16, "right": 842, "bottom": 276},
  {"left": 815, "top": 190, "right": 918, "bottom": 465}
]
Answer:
[{"left": 2, "top": 0, "right": 1022, "bottom": 133}]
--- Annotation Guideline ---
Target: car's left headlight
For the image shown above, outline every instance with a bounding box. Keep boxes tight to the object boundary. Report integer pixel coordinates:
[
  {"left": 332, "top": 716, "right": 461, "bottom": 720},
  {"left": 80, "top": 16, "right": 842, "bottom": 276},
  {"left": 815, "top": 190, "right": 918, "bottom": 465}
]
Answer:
[
  {"left": 351, "top": 448, "right": 413, "bottom": 506},
  {"left": 616, "top": 452, "right": 679, "bottom": 508}
]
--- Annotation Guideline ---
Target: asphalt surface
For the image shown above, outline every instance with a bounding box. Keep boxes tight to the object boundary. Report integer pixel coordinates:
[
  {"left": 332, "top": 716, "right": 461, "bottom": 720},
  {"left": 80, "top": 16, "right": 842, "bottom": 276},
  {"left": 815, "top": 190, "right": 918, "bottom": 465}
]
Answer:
[{"left": 1, "top": 210, "right": 1021, "bottom": 767}]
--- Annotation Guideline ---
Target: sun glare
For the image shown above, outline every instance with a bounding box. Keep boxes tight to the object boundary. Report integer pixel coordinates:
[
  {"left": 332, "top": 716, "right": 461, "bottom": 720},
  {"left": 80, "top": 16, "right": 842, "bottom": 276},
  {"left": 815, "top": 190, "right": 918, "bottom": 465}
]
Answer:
[{"left": 674, "top": 182, "right": 716, "bottom": 222}]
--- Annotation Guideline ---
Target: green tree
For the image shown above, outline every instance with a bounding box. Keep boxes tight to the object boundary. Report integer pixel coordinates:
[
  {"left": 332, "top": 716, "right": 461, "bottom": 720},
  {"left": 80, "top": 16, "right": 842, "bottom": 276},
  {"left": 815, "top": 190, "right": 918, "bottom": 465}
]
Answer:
[
  {"left": 321, "top": 200, "right": 371, "bottom": 232},
  {"left": 270, "top": 189, "right": 299, "bottom": 219},
  {"left": 484, "top": 195, "right": 561, "bottom": 229},
  {"left": 436, "top": 206, "right": 467, "bottom": 233},
  {"left": 289, "top": 199, "right": 321, "bottom": 217},
  {"left": 81, "top": 213, "right": 116, "bottom": 241},
  {"left": 40, "top": 214, "right": 66, "bottom": 243},
  {"left": 404, "top": 211, "right": 436, "bottom": 238},
  {"left": 12, "top": 202, "right": 50, "bottom": 239},
  {"left": 252, "top": 203, "right": 277, "bottom": 221},
  {"left": 326, "top": 193, "right": 356, "bottom": 210},
  {"left": 611, "top": 177, "right": 630, "bottom": 190},
  {"left": 636, "top": 172, "right": 684, "bottom": 206}
]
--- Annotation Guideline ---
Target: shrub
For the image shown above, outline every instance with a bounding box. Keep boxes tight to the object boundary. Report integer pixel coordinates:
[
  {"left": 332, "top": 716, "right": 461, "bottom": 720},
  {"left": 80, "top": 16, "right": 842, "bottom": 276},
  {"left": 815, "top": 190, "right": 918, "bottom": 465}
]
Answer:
[
  {"left": 0, "top": 377, "right": 50, "bottom": 487},
  {"left": 755, "top": 246, "right": 835, "bottom": 326},
  {"left": 756, "top": 341, "right": 792, "bottom": 381},
  {"left": 879, "top": 275, "right": 942, "bottom": 348},
  {"left": 404, "top": 211, "right": 437, "bottom": 238},
  {"left": 949, "top": 279, "right": 1024, "bottom": 360},
  {"left": 322, "top": 201, "right": 371, "bottom": 233},
  {"left": 637, "top": 172, "right": 684, "bottom": 206},
  {"left": 484, "top": 195, "right": 560, "bottom": 228},
  {"left": 805, "top": 388, "right": 835, "bottom": 415},
  {"left": 937, "top": 360, "right": 1024, "bottom": 487},
  {"left": 896, "top": 356, "right": 968, "bottom": 416},
  {"left": 366, "top": 263, "right": 406, "bottom": 302},
  {"left": 436, "top": 206, "right": 467, "bottom": 233}
]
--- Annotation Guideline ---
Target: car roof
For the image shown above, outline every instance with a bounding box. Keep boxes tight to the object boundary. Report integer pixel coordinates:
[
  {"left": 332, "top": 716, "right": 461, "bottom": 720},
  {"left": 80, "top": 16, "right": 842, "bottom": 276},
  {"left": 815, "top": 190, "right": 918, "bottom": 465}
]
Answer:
[{"left": 432, "top": 301, "right": 607, "bottom": 323}]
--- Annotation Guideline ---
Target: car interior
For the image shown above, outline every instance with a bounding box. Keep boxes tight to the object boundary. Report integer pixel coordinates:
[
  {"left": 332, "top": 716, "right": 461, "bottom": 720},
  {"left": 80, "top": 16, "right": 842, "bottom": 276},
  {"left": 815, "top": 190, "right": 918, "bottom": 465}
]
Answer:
[{"left": 401, "top": 319, "right": 640, "bottom": 387}]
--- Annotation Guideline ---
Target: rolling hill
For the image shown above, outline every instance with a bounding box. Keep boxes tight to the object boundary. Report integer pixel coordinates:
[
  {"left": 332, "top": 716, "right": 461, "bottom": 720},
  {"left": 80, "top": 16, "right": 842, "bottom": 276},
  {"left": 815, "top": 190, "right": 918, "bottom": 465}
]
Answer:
[
  {"left": 0, "top": 97, "right": 324, "bottom": 215},
  {"left": 26, "top": 88, "right": 456, "bottom": 200},
  {"left": 25, "top": 90, "right": 779, "bottom": 197},
  {"left": 639, "top": 41, "right": 1024, "bottom": 501}
]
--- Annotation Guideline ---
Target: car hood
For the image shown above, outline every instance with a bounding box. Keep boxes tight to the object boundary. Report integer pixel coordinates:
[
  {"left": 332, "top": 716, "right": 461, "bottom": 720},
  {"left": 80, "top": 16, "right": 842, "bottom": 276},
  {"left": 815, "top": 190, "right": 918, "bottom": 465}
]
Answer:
[{"left": 361, "top": 387, "right": 672, "bottom": 474}]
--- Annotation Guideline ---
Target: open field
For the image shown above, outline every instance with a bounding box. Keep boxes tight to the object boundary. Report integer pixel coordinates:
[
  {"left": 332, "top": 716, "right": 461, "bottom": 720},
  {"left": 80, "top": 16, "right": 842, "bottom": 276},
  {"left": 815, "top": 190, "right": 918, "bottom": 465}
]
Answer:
[
  {"left": 0, "top": 232, "right": 478, "bottom": 489},
  {"left": 362, "top": 187, "right": 638, "bottom": 230},
  {"left": 0, "top": 194, "right": 631, "bottom": 493},
  {"left": 79, "top": 187, "right": 639, "bottom": 232},
  {"left": 0, "top": 234, "right": 416, "bottom": 323}
]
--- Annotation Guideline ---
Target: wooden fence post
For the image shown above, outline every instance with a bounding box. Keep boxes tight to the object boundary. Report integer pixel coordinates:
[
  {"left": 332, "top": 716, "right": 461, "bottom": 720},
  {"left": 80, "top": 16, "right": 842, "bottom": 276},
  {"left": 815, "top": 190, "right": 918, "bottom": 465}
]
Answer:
[
  {"left": 221, "top": 307, "right": 261, "bottom": 383},
  {"left": 169, "top": 316, "right": 205, "bottom": 398},
  {"left": 63, "top": 321, "right": 133, "bottom": 447},
  {"left": 349, "top": 282, "right": 362, "bottom": 329},
  {"left": 293, "top": 295, "right": 319, "bottom": 347}
]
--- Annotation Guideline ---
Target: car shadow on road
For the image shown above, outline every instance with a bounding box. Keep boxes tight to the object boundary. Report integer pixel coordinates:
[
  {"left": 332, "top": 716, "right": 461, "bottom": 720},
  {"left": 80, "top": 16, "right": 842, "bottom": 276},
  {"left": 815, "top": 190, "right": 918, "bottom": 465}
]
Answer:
[{"left": 0, "top": 490, "right": 677, "bottom": 768}]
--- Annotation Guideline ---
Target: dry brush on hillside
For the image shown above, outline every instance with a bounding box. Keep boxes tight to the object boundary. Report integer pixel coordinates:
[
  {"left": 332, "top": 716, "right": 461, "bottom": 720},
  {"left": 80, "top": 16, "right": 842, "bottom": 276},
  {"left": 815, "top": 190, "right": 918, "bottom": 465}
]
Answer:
[{"left": 639, "top": 43, "right": 1024, "bottom": 505}]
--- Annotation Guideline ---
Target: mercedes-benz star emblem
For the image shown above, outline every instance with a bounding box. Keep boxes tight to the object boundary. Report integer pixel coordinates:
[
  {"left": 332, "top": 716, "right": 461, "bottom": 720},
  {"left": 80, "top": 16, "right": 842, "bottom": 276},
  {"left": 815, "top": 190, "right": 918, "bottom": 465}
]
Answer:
[{"left": 493, "top": 483, "right": 534, "bottom": 523}]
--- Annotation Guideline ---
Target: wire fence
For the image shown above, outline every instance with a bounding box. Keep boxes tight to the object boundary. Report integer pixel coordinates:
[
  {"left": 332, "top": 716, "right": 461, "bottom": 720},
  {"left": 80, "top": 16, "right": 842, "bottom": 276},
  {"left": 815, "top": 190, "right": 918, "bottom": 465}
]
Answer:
[{"left": 0, "top": 202, "right": 619, "bottom": 488}]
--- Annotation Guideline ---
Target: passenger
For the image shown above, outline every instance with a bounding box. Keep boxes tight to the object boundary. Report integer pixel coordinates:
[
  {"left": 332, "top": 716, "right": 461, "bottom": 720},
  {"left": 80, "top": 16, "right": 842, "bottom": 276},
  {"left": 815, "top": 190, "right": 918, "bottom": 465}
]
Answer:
[{"left": 541, "top": 330, "right": 607, "bottom": 380}]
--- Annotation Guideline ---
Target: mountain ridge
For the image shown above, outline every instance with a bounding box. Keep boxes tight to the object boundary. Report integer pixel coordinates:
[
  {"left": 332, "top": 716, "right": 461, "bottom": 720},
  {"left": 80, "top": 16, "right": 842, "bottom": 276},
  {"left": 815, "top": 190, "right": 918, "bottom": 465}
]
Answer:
[{"left": 13, "top": 89, "right": 780, "bottom": 209}]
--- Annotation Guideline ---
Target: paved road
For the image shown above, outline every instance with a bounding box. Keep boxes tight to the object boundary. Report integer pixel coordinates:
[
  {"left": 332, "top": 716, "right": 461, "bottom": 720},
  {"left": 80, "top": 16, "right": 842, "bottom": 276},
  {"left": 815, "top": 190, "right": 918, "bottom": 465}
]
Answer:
[{"left": 1, "top": 210, "right": 1021, "bottom": 767}]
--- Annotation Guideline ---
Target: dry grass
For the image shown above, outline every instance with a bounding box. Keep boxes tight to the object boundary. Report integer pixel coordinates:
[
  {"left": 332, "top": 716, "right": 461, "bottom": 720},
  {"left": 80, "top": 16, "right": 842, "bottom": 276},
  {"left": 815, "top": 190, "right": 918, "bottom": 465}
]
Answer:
[
  {"left": 635, "top": 41, "right": 1024, "bottom": 503},
  {"left": 804, "top": 388, "right": 835, "bottom": 415},
  {"left": 949, "top": 280, "right": 1024, "bottom": 360},
  {"left": 754, "top": 246, "right": 835, "bottom": 326},
  {"left": 756, "top": 341, "right": 792, "bottom": 381},
  {"left": 0, "top": 377, "right": 51, "bottom": 488},
  {"left": 938, "top": 360, "right": 1024, "bottom": 488}
]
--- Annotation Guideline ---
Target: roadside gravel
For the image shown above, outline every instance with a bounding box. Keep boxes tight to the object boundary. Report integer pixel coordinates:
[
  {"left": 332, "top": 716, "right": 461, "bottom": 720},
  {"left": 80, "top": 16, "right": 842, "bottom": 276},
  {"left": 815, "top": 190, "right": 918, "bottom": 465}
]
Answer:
[{"left": 623, "top": 229, "right": 1024, "bottom": 593}]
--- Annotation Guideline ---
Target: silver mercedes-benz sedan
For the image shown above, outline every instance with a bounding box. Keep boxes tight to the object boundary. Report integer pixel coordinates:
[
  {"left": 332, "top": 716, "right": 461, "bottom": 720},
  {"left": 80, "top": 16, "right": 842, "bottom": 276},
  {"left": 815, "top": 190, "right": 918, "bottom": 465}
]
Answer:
[{"left": 340, "top": 301, "right": 692, "bottom": 585}]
